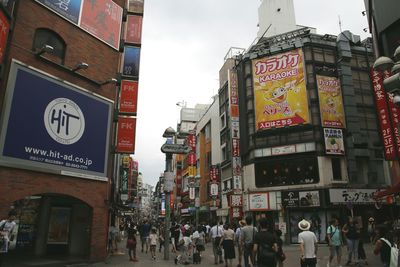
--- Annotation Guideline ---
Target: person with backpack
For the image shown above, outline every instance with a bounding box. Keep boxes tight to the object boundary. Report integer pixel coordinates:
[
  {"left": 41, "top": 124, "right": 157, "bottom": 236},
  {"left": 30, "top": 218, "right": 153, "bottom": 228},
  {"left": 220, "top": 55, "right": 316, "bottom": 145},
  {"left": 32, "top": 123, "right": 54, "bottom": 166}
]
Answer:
[
  {"left": 374, "top": 224, "right": 398, "bottom": 267},
  {"left": 326, "top": 218, "right": 343, "bottom": 267},
  {"left": 241, "top": 216, "right": 258, "bottom": 267},
  {"left": 253, "top": 217, "right": 278, "bottom": 267}
]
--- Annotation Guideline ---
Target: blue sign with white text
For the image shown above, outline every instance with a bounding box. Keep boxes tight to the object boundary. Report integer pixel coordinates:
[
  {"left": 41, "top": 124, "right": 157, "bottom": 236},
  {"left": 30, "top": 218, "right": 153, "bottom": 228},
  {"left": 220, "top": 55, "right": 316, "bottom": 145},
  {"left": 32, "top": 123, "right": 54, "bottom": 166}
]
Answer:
[{"left": 0, "top": 62, "right": 112, "bottom": 180}]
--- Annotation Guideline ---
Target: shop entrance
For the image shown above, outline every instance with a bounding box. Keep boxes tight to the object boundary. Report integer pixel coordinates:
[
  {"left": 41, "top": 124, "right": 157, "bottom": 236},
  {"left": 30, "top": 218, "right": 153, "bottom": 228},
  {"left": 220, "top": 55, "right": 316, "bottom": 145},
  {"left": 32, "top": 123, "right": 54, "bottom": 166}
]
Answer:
[{"left": 7, "top": 194, "right": 92, "bottom": 263}]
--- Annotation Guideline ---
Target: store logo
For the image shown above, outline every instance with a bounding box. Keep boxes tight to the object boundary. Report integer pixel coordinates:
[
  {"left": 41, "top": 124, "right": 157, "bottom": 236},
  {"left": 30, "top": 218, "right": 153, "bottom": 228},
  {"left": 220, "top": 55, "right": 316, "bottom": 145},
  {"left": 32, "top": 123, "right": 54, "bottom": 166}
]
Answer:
[{"left": 44, "top": 98, "right": 85, "bottom": 145}]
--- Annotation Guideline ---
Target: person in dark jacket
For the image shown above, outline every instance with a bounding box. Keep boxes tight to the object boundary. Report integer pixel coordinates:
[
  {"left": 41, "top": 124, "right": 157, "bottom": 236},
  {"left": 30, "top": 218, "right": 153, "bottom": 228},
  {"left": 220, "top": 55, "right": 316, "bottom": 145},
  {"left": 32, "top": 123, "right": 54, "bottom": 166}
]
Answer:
[
  {"left": 342, "top": 217, "right": 360, "bottom": 266},
  {"left": 126, "top": 223, "right": 138, "bottom": 262},
  {"left": 253, "top": 217, "right": 278, "bottom": 267}
]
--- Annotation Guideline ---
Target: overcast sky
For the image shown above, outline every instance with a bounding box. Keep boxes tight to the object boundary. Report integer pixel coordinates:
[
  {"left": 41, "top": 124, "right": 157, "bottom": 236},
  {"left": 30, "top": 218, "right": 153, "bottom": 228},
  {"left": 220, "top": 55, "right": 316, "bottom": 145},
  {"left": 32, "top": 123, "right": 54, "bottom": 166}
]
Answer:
[{"left": 134, "top": 0, "right": 370, "bottom": 187}]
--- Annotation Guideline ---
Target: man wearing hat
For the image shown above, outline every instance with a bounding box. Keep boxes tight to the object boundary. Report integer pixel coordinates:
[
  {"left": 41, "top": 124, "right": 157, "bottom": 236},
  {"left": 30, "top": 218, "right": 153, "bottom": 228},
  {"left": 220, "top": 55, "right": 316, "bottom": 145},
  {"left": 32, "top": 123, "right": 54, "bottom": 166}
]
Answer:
[{"left": 298, "top": 219, "right": 318, "bottom": 267}]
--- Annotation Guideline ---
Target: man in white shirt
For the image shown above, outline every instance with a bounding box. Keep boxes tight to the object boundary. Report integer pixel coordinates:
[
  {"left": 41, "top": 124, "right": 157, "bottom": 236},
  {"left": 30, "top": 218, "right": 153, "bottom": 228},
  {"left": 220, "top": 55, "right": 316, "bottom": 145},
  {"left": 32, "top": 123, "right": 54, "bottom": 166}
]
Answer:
[
  {"left": 298, "top": 219, "right": 318, "bottom": 267},
  {"left": 0, "top": 209, "right": 17, "bottom": 266},
  {"left": 209, "top": 221, "right": 224, "bottom": 264}
]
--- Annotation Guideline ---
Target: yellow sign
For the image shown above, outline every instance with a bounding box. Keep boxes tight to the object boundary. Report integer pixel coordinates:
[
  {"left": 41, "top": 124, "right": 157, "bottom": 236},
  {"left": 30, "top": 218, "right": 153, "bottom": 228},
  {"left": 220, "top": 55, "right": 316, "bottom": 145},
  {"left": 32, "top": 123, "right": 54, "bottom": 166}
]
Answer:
[
  {"left": 252, "top": 48, "right": 309, "bottom": 130},
  {"left": 317, "top": 75, "right": 346, "bottom": 128},
  {"left": 188, "top": 166, "right": 196, "bottom": 177}
]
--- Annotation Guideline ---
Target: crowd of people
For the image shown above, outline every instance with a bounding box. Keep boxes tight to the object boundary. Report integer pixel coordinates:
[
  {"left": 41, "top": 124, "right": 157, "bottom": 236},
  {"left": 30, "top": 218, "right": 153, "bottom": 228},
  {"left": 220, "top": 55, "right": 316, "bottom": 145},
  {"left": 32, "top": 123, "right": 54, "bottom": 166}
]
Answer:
[{"left": 107, "top": 215, "right": 400, "bottom": 267}]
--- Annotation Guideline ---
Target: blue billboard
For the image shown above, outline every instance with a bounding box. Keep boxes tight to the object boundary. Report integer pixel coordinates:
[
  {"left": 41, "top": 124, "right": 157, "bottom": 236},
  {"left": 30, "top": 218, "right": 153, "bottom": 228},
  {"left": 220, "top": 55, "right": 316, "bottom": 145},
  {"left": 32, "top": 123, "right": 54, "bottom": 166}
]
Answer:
[
  {"left": 36, "top": 0, "right": 82, "bottom": 24},
  {"left": 0, "top": 61, "right": 113, "bottom": 181},
  {"left": 122, "top": 46, "right": 141, "bottom": 77}
]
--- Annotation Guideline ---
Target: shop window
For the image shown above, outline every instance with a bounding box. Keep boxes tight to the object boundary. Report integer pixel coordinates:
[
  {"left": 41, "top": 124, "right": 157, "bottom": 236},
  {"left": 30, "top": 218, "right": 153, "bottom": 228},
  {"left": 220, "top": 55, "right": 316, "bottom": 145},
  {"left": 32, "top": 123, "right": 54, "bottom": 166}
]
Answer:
[
  {"left": 332, "top": 158, "right": 342, "bottom": 181},
  {"left": 33, "top": 28, "right": 66, "bottom": 64}
]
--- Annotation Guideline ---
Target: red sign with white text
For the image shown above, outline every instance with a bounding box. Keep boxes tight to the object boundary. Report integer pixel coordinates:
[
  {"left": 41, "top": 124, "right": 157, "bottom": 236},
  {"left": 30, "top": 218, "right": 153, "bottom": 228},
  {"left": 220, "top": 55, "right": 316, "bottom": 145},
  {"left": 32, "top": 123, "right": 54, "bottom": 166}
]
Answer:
[
  {"left": 116, "top": 117, "right": 136, "bottom": 153},
  {"left": 0, "top": 10, "right": 9, "bottom": 64},
  {"left": 384, "top": 70, "right": 400, "bottom": 157},
  {"left": 187, "top": 133, "right": 196, "bottom": 151},
  {"left": 125, "top": 15, "right": 143, "bottom": 44},
  {"left": 187, "top": 152, "right": 196, "bottom": 166},
  {"left": 209, "top": 165, "right": 219, "bottom": 182},
  {"left": 120, "top": 80, "right": 138, "bottom": 114},
  {"left": 371, "top": 68, "right": 396, "bottom": 160}
]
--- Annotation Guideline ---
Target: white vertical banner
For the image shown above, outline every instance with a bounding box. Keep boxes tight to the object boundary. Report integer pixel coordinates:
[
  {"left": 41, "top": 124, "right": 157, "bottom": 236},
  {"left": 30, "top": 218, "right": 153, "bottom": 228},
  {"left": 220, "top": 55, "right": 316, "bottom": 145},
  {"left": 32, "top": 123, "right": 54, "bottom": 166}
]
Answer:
[{"left": 189, "top": 187, "right": 196, "bottom": 200}]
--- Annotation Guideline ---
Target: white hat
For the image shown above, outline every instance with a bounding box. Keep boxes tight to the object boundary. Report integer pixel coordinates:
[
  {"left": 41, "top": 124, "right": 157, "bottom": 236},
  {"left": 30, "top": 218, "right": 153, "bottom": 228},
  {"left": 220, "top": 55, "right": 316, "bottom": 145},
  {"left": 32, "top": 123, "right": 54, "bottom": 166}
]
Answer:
[{"left": 298, "top": 219, "right": 311, "bottom": 231}]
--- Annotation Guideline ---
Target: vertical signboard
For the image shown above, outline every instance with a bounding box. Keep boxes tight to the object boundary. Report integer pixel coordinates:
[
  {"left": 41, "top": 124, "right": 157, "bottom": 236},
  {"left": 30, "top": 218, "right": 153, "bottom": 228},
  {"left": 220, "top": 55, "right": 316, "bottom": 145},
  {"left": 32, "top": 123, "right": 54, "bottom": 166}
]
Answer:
[
  {"left": 0, "top": 10, "right": 10, "bottom": 64},
  {"left": 125, "top": 15, "right": 143, "bottom": 44},
  {"left": 252, "top": 48, "right": 309, "bottom": 130},
  {"left": 229, "top": 69, "right": 242, "bottom": 194},
  {"left": 122, "top": 46, "right": 141, "bottom": 77},
  {"left": 116, "top": 117, "right": 137, "bottom": 154},
  {"left": 0, "top": 61, "right": 113, "bottom": 181},
  {"left": 127, "top": 0, "right": 144, "bottom": 14},
  {"left": 119, "top": 80, "right": 138, "bottom": 114},
  {"left": 317, "top": 75, "right": 346, "bottom": 128},
  {"left": 371, "top": 68, "right": 396, "bottom": 160},
  {"left": 384, "top": 70, "right": 400, "bottom": 157},
  {"left": 324, "top": 128, "right": 345, "bottom": 155}
]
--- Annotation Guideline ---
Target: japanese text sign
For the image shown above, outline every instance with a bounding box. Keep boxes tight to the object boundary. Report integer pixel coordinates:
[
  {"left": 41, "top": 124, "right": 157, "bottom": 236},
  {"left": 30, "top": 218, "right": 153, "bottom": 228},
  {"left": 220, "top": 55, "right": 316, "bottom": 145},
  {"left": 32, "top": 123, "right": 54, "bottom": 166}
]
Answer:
[
  {"left": 329, "top": 188, "right": 379, "bottom": 204},
  {"left": 125, "top": 15, "right": 143, "bottom": 44},
  {"left": 324, "top": 128, "right": 345, "bottom": 155},
  {"left": 252, "top": 48, "right": 309, "bottom": 130}
]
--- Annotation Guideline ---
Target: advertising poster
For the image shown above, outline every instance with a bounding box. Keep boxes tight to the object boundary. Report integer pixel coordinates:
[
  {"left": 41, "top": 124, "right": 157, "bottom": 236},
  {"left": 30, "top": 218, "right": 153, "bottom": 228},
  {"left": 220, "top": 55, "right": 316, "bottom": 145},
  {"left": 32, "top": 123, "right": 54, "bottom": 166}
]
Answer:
[
  {"left": 35, "top": 0, "right": 82, "bottom": 24},
  {"left": 120, "top": 80, "right": 138, "bottom": 114},
  {"left": 47, "top": 207, "right": 71, "bottom": 244},
  {"left": 371, "top": 68, "right": 396, "bottom": 159},
  {"left": 80, "top": 0, "right": 122, "bottom": 50},
  {"left": 249, "top": 193, "right": 270, "bottom": 211},
  {"left": 317, "top": 75, "right": 346, "bottom": 128},
  {"left": 0, "top": 10, "right": 10, "bottom": 64},
  {"left": 0, "top": 61, "right": 112, "bottom": 180},
  {"left": 125, "top": 15, "right": 143, "bottom": 44},
  {"left": 116, "top": 117, "right": 136, "bottom": 153},
  {"left": 329, "top": 188, "right": 378, "bottom": 204},
  {"left": 122, "top": 46, "right": 141, "bottom": 77},
  {"left": 252, "top": 48, "right": 309, "bottom": 130},
  {"left": 127, "top": 0, "right": 144, "bottom": 14},
  {"left": 324, "top": 128, "right": 345, "bottom": 155}
]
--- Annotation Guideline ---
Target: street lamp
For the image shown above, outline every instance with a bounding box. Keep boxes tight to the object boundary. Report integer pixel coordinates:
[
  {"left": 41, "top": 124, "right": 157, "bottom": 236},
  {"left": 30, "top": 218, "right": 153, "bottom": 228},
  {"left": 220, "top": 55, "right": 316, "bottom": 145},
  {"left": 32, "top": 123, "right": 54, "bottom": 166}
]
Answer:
[{"left": 161, "top": 126, "right": 176, "bottom": 261}]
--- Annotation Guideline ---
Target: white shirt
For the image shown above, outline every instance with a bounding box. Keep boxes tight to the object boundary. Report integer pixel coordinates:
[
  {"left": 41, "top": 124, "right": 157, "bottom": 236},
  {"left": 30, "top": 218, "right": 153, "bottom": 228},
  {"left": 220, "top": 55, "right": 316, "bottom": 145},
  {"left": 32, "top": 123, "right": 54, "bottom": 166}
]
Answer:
[
  {"left": 210, "top": 225, "right": 224, "bottom": 238},
  {"left": 298, "top": 230, "right": 317, "bottom": 259}
]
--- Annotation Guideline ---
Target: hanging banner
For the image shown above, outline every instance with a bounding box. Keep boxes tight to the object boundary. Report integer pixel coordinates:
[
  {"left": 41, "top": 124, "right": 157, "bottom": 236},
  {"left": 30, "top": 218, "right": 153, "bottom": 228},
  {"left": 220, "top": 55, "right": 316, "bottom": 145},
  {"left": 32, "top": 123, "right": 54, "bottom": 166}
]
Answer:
[
  {"left": 317, "top": 75, "right": 346, "bottom": 128},
  {"left": 125, "top": 15, "right": 143, "bottom": 44},
  {"left": 120, "top": 80, "right": 138, "bottom": 114},
  {"left": 187, "top": 133, "right": 196, "bottom": 152},
  {"left": 324, "top": 128, "right": 345, "bottom": 155},
  {"left": 253, "top": 48, "right": 309, "bottom": 130},
  {"left": 209, "top": 165, "right": 219, "bottom": 182},
  {"left": 189, "top": 187, "right": 195, "bottom": 200},
  {"left": 116, "top": 117, "right": 136, "bottom": 154},
  {"left": 371, "top": 68, "right": 396, "bottom": 160},
  {"left": 210, "top": 182, "right": 219, "bottom": 197},
  {"left": 384, "top": 70, "right": 400, "bottom": 157}
]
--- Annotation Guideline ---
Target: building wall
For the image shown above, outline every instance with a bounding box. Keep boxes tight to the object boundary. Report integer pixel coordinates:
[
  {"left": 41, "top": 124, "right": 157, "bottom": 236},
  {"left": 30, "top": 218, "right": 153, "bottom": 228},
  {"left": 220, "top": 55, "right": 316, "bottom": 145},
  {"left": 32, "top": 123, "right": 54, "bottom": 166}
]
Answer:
[{"left": 0, "top": 0, "right": 125, "bottom": 262}]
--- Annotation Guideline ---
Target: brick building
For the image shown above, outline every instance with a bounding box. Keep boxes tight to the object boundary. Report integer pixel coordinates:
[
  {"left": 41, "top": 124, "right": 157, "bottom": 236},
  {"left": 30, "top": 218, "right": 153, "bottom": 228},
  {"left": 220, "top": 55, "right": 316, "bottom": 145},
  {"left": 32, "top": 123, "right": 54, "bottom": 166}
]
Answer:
[{"left": 0, "top": 0, "right": 130, "bottom": 262}]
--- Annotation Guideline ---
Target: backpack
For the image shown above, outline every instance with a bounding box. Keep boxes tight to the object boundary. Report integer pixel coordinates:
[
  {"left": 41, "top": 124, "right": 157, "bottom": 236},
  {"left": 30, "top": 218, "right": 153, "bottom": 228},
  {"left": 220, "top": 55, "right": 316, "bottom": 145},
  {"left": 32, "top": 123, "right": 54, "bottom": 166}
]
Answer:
[
  {"left": 380, "top": 238, "right": 399, "bottom": 267},
  {"left": 325, "top": 226, "right": 337, "bottom": 243}
]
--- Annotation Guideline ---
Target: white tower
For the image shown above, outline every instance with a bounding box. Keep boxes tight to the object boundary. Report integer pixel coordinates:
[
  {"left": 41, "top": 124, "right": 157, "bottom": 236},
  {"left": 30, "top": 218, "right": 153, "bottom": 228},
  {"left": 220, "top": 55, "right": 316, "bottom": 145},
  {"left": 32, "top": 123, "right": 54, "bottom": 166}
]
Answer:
[{"left": 257, "top": 0, "right": 298, "bottom": 38}]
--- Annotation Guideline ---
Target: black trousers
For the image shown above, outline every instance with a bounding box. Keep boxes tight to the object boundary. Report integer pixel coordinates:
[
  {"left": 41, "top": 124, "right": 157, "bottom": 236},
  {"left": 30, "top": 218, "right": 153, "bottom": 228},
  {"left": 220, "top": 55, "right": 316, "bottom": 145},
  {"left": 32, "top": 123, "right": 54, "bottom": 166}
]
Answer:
[{"left": 300, "top": 257, "right": 317, "bottom": 267}]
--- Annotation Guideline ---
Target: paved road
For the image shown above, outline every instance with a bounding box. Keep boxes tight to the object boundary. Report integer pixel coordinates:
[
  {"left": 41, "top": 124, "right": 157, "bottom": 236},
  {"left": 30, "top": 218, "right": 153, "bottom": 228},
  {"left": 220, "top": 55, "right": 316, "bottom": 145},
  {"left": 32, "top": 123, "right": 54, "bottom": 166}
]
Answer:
[{"left": 91, "top": 239, "right": 382, "bottom": 267}]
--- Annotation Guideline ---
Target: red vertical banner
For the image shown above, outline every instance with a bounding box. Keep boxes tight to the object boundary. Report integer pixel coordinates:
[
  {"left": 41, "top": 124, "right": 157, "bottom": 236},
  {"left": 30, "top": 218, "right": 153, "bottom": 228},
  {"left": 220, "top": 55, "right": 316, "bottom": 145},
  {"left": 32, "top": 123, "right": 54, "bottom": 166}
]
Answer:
[
  {"left": 0, "top": 10, "right": 10, "bottom": 64},
  {"left": 120, "top": 80, "right": 138, "bottom": 114},
  {"left": 371, "top": 68, "right": 396, "bottom": 160},
  {"left": 187, "top": 152, "right": 196, "bottom": 165},
  {"left": 209, "top": 165, "right": 219, "bottom": 182},
  {"left": 116, "top": 117, "right": 136, "bottom": 153},
  {"left": 125, "top": 15, "right": 143, "bottom": 44},
  {"left": 187, "top": 133, "right": 196, "bottom": 152},
  {"left": 384, "top": 70, "right": 400, "bottom": 157}
]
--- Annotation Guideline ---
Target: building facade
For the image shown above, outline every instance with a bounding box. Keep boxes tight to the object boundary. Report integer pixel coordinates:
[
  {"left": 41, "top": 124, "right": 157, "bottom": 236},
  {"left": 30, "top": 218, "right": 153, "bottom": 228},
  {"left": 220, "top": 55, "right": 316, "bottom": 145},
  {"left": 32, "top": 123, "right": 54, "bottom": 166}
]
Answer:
[{"left": 0, "top": 0, "right": 141, "bottom": 262}]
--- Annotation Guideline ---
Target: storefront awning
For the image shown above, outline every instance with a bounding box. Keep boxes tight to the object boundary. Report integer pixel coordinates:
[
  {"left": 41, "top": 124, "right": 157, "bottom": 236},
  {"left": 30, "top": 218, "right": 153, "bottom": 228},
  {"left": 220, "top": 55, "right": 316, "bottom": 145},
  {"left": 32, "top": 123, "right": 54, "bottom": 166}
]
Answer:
[{"left": 374, "top": 181, "right": 400, "bottom": 199}]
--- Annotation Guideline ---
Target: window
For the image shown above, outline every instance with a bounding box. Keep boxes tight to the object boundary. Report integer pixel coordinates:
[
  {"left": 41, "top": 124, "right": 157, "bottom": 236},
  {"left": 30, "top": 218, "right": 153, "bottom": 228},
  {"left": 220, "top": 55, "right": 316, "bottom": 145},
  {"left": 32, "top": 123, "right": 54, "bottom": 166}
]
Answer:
[
  {"left": 220, "top": 113, "right": 226, "bottom": 130},
  {"left": 332, "top": 158, "right": 342, "bottom": 181},
  {"left": 221, "top": 144, "right": 227, "bottom": 162},
  {"left": 205, "top": 123, "right": 211, "bottom": 143},
  {"left": 33, "top": 28, "right": 66, "bottom": 63}
]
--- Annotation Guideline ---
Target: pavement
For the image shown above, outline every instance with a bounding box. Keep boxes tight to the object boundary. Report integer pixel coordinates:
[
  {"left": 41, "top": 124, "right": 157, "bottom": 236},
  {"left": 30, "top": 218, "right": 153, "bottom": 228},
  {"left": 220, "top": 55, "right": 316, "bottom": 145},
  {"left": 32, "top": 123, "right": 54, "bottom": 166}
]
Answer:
[{"left": 90, "top": 239, "right": 383, "bottom": 267}]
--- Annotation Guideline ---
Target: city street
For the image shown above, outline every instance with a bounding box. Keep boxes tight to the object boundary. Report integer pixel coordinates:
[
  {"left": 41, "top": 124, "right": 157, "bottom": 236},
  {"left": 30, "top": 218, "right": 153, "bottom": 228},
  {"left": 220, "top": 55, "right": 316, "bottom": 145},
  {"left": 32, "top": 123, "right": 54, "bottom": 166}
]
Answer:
[{"left": 90, "top": 240, "right": 382, "bottom": 267}]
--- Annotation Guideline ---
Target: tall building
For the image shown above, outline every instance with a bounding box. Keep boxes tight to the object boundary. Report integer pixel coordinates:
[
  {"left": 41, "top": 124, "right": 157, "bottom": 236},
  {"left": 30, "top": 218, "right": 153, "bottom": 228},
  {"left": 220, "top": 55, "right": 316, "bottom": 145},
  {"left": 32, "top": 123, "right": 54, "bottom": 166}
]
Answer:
[{"left": 0, "top": 0, "right": 143, "bottom": 263}]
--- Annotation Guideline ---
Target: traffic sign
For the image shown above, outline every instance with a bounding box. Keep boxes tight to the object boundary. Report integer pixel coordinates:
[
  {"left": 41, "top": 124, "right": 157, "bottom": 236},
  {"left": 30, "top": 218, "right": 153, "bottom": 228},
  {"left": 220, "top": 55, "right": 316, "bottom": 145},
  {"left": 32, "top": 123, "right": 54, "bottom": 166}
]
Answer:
[{"left": 161, "top": 143, "right": 191, "bottom": 154}]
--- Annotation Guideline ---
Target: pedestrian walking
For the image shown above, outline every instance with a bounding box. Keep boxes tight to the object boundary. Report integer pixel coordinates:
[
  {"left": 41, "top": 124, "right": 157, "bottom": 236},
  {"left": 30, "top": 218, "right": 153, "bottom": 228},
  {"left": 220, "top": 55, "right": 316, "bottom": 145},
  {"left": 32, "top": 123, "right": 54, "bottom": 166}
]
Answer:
[
  {"left": 210, "top": 221, "right": 224, "bottom": 264},
  {"left": 253, "top": 217, "right": 278, "bottom": 267},
  {"left": 275, "top": 229, "right": 286, "bottom": 267},
  {"left": 149, "top": 228, "right": 158, "bottom": 260},
  {"left": 171, "top": 222, "right": 181, "bottom": 253},
  {"left": 139, "top": 220, "right": 151, "bottom": 253},
  {"left": 358, "top": 238, "right": 368, "bottom": 265},
  {"left": 126, "top": 223, "right": 138, "bottom": 262},
  {"left": 367, "top": 217, "right": 376, "bottom": 243},
  {"left": 193, "top": 225, "right": 205, "bottom": 256},
  {"left": 326, "top": 218, "right": 343, "bottom": 267},
  {"left": 236, "top": 220, "right": 246, "bottom": 267},
  {"left": 241, "top": 216, "right": 257, "bottom": 267},
  {"left": 373, "top": 224, "right": 393, "bottom": 267},
  {"left": 298, "top": 219, "right": 318, "bottom": 267},
  {"left": 0, "top": 210, "right": 17, "bottom": 267},
  {"left": 108, "top": 224, "right": 119, "bottom": 254},
  {"left": 219, "top": 224, "right": 236, "bottom": 267},
  {"left": 342, "top": 216, "right": 361, "bottom": 266}
]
